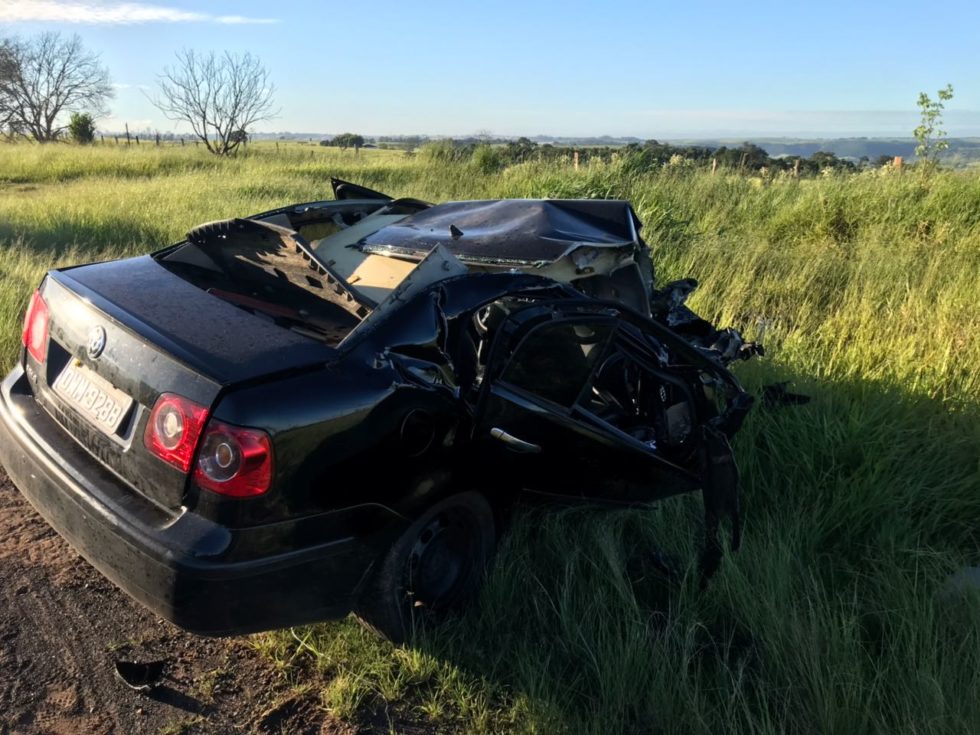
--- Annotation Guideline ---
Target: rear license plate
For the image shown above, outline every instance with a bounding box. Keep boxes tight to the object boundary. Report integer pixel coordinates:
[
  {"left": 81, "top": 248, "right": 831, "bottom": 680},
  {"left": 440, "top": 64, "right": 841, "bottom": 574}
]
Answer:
[{"left": 52, "top": 362, "right": 134, "bottom": 435}]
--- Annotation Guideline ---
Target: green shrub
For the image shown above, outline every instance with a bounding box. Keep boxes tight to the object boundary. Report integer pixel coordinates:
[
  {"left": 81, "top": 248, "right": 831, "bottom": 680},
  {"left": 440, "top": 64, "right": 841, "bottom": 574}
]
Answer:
[
  {"left": 470, "top": 144, "right": 502, "bottom": 174},
  {"left": 67, "top": 112, "right": 96, "bottom": 144}
]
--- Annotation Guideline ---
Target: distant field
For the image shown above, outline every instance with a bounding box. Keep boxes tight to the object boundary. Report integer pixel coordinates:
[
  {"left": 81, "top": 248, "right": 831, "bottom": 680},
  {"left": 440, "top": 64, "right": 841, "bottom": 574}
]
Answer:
[{"left": 1, "top": 141, "right": 979, "bottom": 734}]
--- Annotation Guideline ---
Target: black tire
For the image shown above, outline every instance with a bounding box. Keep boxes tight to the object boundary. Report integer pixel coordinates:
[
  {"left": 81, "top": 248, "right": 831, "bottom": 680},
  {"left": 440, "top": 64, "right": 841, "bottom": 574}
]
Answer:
[{"left": 355, "top": 491, "right": 496, "bottom": 643}]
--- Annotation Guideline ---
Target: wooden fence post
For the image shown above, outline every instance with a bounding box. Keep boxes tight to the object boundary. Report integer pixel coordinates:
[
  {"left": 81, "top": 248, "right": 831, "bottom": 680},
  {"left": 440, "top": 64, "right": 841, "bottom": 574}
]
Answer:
[
  {"left": 125, "top": 123, "right": 130, "bottom": 145},
  {"left": 573, "top": 150, "right": 579, "bottom": 170},
  {"left": 711, "top": 158, "right": 718, "bottom": 175},
  {"left": 893, "top": 156, "right": 903, "bottom": 170}
]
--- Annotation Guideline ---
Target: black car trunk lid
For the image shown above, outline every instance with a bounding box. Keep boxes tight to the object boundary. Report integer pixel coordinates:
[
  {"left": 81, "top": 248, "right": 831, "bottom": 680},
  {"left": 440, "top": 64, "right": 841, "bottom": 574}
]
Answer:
[{"left": 27, "top": 257, "right": 335, "bottom": 510}]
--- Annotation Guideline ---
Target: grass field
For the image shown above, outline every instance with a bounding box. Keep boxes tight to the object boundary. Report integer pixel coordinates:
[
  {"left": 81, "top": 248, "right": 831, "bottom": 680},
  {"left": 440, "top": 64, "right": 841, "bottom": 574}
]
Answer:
[{"left": 2, "top": 142, "right": 979, "bottom": 734}]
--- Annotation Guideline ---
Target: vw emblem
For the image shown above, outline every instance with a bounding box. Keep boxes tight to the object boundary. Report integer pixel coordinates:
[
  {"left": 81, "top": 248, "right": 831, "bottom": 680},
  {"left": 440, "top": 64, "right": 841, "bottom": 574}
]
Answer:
[{"left": 87, "top": 326, "right": 107, "bottom": 359}]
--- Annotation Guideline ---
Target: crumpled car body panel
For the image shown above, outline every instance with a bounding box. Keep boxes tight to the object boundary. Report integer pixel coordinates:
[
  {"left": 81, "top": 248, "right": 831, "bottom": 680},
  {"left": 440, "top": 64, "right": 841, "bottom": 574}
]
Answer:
[
  {"left": 0, "top": 179, "right": 759, "bottom": 635},
  {"left": 360, "top": 198, "right": 642, "bottom": 265}
]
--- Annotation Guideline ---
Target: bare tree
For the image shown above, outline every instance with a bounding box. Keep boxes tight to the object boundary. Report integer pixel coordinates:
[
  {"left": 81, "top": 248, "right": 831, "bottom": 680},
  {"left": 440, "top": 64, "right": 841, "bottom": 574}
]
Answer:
[
  {"left": 150, "top": 50, "right": 277, "bottom": 156},
  {"left": 0, "top": 38, "right": 19, "bottom": 137},
  {"left": 0, "top": 33, "right": 112, "bottom": 142}
]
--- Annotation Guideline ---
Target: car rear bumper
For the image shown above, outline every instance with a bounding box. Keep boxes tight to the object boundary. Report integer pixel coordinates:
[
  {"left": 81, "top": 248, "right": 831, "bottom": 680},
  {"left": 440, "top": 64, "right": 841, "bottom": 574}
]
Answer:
[{"left": 0, "top": 364, "right": 392, "bottom": 636}]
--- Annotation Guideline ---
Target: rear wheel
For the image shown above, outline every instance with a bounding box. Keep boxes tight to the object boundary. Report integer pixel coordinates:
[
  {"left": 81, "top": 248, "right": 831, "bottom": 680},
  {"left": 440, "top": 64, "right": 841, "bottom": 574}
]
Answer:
[{"left": 356, "top": 491, "right": 496, "bottom": 643}]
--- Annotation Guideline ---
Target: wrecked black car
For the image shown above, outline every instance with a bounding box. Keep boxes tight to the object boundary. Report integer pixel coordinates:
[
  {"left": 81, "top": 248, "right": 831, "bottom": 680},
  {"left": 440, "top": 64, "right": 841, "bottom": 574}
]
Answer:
[{"left": 0, "top": 179, "right": 759, "bottom": 640}]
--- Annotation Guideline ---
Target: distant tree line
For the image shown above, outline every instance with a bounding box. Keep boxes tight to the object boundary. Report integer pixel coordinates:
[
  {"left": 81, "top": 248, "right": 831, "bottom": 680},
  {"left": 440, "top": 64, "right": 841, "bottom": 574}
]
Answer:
[
  {"left": 620, "top": 140, "right": 863, "bottom": 174},
  {"left": 407, "top": 136, "right": 885, "bottom": 175},
  {"left": 319, "top": 133, "right": 365, "bottom": 150}
]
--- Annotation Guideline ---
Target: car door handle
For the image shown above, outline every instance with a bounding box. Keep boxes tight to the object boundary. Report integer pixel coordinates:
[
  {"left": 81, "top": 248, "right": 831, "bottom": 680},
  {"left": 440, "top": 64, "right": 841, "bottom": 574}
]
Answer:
[{"left": 490, "top": 427, "right": 542, "bottom": 454}]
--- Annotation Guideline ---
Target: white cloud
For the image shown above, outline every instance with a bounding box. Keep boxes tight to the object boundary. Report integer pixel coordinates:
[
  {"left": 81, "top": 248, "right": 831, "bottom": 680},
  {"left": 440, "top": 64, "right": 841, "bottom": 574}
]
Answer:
[{"left": 0, "top": 1, "right": 278, "bottom": 24}]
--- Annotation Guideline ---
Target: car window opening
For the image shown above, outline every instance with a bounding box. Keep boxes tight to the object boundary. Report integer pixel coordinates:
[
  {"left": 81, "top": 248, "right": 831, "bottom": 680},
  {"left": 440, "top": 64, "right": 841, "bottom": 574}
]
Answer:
[{"left": 493, "top": 316, "right": 702, "bottom": 466}]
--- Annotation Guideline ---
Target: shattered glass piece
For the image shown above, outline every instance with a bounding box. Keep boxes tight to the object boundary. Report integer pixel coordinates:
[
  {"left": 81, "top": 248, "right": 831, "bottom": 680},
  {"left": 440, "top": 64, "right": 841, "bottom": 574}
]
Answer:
[{"left": 114, "top": 659, "right": 167, "bottom": 693}]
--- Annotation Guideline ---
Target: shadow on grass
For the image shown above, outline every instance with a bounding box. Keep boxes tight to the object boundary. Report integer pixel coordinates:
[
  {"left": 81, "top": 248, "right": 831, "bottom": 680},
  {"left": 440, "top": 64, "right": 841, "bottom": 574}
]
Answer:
[
  {"left": 0, "top": 216, "right": 175, "bottom": 253},
  {"left": 282, "top": 365, "right": 980, "bottom": 735}
]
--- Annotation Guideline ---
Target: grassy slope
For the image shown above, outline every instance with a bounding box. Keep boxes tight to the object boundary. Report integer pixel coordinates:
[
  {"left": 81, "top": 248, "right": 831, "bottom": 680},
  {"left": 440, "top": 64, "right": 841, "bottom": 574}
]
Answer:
[{"left": 2, "top": 143, "right": 979, "bottom": 734}]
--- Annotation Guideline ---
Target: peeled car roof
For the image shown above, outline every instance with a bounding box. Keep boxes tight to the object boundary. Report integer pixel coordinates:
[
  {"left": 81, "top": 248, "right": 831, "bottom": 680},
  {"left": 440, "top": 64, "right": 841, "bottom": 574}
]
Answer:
[{"left": 358, "top": 199, "right": 642, "bottom": 265}]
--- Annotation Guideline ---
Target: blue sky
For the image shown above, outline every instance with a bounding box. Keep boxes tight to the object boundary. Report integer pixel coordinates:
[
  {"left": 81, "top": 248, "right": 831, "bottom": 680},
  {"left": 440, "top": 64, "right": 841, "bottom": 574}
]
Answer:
[{"left": 3, "top": 0, "right": 979, "bottom": 138}]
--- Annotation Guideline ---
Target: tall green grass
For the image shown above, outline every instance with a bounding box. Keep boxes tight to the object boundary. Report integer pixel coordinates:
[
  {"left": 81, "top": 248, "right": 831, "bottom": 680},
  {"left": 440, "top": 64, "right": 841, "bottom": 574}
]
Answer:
[{"left": 2, "top": 142, "right": 979, "bottom": 733}]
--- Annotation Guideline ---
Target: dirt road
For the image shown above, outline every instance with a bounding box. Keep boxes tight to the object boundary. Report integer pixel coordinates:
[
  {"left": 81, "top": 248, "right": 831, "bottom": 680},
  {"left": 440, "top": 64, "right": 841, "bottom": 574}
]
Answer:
[{"left": 0, "top": 472, "right": 347, "bottom": 735}]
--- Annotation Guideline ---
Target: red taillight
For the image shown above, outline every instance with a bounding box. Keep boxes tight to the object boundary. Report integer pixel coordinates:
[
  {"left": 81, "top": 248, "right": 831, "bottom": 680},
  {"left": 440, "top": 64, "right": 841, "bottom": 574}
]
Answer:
[
  {"left": 144, "top": 394, "right": 209, "bottom": 472},
  {"left": 22, "top": 290, "right": 49, "bottom": 363},
  {"left": 193, "top": 420, "right": 273, "bottom": 498}
]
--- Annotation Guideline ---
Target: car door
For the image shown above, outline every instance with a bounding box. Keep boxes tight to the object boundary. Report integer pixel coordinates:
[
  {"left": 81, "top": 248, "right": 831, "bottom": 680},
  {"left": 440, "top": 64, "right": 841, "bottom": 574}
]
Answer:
[{"left": 471, "top": 302, "right": 705, "bottom": 505}]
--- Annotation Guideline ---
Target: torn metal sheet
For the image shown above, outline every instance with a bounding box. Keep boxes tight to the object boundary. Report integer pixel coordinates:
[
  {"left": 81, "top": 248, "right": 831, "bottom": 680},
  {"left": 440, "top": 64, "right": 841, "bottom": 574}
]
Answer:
[{"left": 359, "top": 199, "right": 642, "bottom": 265}]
